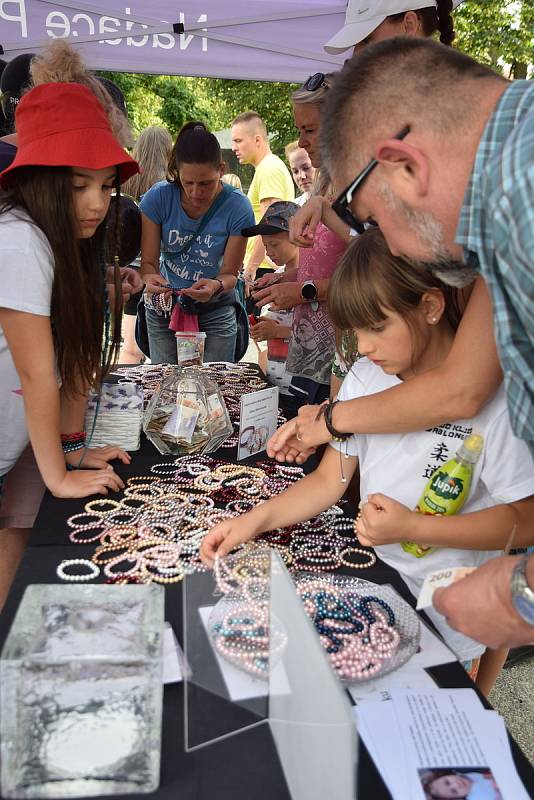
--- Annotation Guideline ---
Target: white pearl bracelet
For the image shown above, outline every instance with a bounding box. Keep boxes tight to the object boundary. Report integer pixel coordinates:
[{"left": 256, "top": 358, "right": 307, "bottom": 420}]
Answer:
[{"left": 56, "top": 558, "right": 100, "bottom": 582}]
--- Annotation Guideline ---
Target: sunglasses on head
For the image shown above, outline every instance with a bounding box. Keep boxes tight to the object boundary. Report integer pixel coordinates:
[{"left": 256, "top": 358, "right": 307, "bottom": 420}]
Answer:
[
  {"left": 302, "top": 72, "right": 327, "bottom": 92},
  {"left": 332, "top": 125, "right": 411, "bottom": 234}
]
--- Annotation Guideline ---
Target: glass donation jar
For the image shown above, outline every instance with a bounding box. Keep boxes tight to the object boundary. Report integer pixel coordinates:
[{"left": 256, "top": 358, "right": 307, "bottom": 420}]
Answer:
[{"left": 143, "top": 366, "right": 233, "bottom": 456}]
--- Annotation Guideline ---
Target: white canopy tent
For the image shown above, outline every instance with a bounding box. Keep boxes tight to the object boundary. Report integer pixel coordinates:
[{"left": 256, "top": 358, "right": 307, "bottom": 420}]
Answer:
[{"left": 0, "top": 0, "right": 349, "bottom": 82}]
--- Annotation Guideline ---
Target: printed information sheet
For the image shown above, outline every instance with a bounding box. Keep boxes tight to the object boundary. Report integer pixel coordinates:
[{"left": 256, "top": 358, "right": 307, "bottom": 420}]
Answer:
[{"left": 355, "top": 689, "right": 530, "bottom": 799}]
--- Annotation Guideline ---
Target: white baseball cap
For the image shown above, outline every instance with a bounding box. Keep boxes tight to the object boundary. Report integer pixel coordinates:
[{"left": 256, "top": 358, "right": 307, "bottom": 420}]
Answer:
[{"left": 324, "top": 0, "right": 438, "bottom": 54}]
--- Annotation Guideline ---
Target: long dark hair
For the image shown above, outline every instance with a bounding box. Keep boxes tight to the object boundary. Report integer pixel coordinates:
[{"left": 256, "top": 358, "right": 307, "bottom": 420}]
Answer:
[
  {"left": 389, "top": 0, "right": 455, "bottom": 46},
  {"left": 0, "top": 166, "right": 122, "bottom": 394},
  {"left": 167, "top": 120, "right": 223, "bottom": 185}
]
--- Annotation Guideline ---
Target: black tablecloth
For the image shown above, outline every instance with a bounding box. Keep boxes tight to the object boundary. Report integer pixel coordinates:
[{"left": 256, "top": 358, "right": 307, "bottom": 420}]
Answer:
[{"left": 2, "top": 421, "right": 533, "bottom": 800}]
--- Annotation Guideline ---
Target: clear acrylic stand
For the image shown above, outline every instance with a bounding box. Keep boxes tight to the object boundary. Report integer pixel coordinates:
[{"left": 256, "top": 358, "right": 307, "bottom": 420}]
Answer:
[{"left": 183, "top": 550, "right": 356, "bottom": 800}]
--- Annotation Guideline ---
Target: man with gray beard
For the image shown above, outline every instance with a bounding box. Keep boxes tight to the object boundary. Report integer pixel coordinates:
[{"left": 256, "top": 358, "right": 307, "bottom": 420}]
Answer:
[
  {"left": 274, "top": 38, "right": 531, "bottom": 458},
  {"left": 269, "top": 38, "right": 534, "bottom": 654},
  {"left": 320, "top": 38, "right": 533, "bottom": 452}
]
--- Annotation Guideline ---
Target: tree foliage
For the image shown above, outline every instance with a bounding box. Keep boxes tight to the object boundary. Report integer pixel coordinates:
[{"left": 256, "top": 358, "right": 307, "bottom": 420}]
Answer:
[
  {"left": 197, "top": 78, "right": 299, "bottom": 157},
  {"left": 100, "top": 1, "right": 533, "bottom": 151},
  {"left": 97, "top": 71, "right": 212, "bottom": 138},
  {"left": 454, "top": 0, "right": 533, "bottom": 78}
]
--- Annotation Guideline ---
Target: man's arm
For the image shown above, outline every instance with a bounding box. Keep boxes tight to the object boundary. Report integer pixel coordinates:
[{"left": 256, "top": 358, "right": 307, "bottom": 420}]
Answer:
[
  {"left": 433, "top": 555, "right": 534, "bottom": 649},
  {"left": 253, "top": 276, "right": 332, "bottom": 312},
  {"left": 268, "top": 277, "right": 503, "bottom": 461}
]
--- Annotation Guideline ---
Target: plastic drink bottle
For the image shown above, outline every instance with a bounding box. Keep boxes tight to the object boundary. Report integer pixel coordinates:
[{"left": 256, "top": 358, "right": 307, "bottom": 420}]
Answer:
[{"left": 401, "top": 433, "right": 484, "bottom": 558}]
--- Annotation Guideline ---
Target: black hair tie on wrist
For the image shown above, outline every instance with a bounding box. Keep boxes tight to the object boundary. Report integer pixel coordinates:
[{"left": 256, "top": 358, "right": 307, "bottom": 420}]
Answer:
[{"left": 323, "top": 400, "right": 351, "bottom": 442}]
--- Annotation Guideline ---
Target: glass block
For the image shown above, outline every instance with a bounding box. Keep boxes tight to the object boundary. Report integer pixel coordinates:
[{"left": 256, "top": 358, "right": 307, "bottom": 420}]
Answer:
[
  {"left": 0, "top": 585, "right": 164, "bottom": 798},
  {"left": 143, "top": 366, "right": 233, "bottom": 456}
]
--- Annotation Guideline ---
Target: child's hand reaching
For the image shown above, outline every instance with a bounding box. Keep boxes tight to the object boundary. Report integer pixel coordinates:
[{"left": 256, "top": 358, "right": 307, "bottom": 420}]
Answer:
[
  {"left": 200, "top": 516, "right": 260, "bottom": 567},
  {"left": 355, "top": 493, "right": 415, "bottom": 546}
]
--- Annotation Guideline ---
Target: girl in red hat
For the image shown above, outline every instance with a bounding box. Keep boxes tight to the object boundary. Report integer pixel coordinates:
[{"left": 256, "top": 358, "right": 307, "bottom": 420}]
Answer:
[{"left": 0, "top": 82, "right": 139, "bottom": 521}]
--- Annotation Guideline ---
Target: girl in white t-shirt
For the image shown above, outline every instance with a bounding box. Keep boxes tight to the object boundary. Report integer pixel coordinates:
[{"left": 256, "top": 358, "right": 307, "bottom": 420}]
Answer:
[
  {"left": 201, "top": 228, "right": 534, "bottom": 680},
  {"left": 0, "top": 82, "right": 139, "bottom": 505}
]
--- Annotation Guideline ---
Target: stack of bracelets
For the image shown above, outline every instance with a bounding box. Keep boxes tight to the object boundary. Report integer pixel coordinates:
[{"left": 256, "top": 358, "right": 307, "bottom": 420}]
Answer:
[
  {"left": 56, "top": 454, "right": 374, "bottom": 585},
  {"left": 113, "top": 362, "right": 287, "bottom": 450},
  {"left": 144, "top": 291, "right": 173, "bottom": 316},
  {"left": 60, "top": 431, "right": 86, "bottom": 455},
  {"left": 209, "top": 550, "right": 287, "bottom": 679},
  {"left": 295, "top": 577, "right": 400, "bottom": 681}
]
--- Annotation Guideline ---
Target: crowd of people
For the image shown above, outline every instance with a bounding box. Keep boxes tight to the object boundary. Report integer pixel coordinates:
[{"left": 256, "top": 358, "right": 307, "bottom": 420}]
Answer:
[{"left": 0, "top": 0, "right": 532, "bottom": 710}]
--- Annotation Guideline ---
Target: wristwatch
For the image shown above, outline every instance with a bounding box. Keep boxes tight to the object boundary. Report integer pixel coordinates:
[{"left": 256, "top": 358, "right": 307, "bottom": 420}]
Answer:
[
  {"left": 510, "top": 555, "right": 534, "bottom": 625},
  {"left": 301, "top": 280, "right": 318, "bottom": 302}
]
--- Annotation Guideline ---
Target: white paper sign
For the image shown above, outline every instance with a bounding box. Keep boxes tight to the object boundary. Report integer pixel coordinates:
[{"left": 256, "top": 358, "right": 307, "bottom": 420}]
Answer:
[
  {"left": 393, "top": 690, "right": 531, "bottom": 800},
  {"left": 237, "top": 386, "right": 279, "bottom": 460}
]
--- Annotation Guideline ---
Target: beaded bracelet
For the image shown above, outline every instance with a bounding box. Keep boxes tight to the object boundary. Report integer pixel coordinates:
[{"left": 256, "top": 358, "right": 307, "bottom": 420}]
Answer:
[
  {"left": 149, "top": 567, "right": 184, "bottom": 585},
  {"left": 104, "top": 510, "right": 139, "bottom": 528},
  {"left": 69, "top": 526, "right": 106, "bottom": 544},
  {"left": 61, "top": 431, "right": 86, "bottom": 454},
  {"left": 84, "top": 498, "right": 122, "bottom": 515},
  {"left": 57, "top": 558, "right": 100, "bottom": 582},
  {"left": 103, "top": 554, "right": 143, "bottom": 579},
  {"left": 119, "top": 497, "right": 146, "bottom": 512},
  {"left": 67, "top": 512, "right": 106, "bottom": 530},
  {"left": 99, "top": 526, "right": 138, "bottom": 547},
  {"left": 92, "top": 542, "right": 132, "bottom": 565},
  {"left": 127, "top": 475, "right": 160, "bottom": 487},
  {"left": 150, "top": 463, "right": 180, "bottom": 476},
  {"left": 339, "top": 547, "right": 376, "bottom": 570}
]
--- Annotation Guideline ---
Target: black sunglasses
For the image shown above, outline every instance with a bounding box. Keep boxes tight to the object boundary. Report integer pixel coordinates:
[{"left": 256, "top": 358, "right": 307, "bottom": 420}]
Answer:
[
  {"left": 332, "top": 125, "right": 411, "bottom": 234},
  {"left": 302, "top": 72, "right": 327, "bottom": 92}
]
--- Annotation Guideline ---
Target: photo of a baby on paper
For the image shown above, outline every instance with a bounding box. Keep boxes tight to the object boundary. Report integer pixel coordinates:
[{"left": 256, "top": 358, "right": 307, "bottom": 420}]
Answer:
[{"left": 419, "top": 767, "right": 503, "bottom": 800}]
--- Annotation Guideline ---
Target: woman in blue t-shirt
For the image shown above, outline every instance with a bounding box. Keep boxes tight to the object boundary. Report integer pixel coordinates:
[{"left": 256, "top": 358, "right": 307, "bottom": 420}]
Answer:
[{"left": 140, "top": 121, "right": 254, "bottom": 363}]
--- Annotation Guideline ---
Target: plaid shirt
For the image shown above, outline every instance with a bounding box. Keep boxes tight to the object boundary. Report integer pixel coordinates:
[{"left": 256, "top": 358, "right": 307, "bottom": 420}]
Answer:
[{"left": 456, "top": 80, "right": 534, "bottom": 455}]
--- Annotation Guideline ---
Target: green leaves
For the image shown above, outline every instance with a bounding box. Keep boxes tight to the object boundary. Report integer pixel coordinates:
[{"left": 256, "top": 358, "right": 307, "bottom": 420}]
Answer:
[
  {"left": 99, "top": 3, "right": 532, "bottom": 149},
  {"left": 200, "top": 78, "right": 299, "bottom": 157},
  {"left": 97, "top": 70, "right": 298, "bottom": 157},
  {"left": 454, "top": 0, "right": 533, "bottom": 77},
  {"left": 97, "top": 72, "right": 212, "bottom": 137}
]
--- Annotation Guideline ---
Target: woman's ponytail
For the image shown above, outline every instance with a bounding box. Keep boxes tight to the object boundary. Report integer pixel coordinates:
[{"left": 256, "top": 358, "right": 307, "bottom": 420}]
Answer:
[
  {"left": 435, "top": 0, "right": 455, "bottom": 46},
  {"left": 168, "top": 120, "right": 222, "bottom": 184},
  {"left": 412, "top": 2, "right": 456, "bottom": 47}
]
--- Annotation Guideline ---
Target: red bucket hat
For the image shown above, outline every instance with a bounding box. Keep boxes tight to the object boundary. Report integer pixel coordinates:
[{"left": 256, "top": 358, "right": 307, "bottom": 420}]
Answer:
[{"left": 0, "top": 82, "right": 139, "bottom": 189}]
